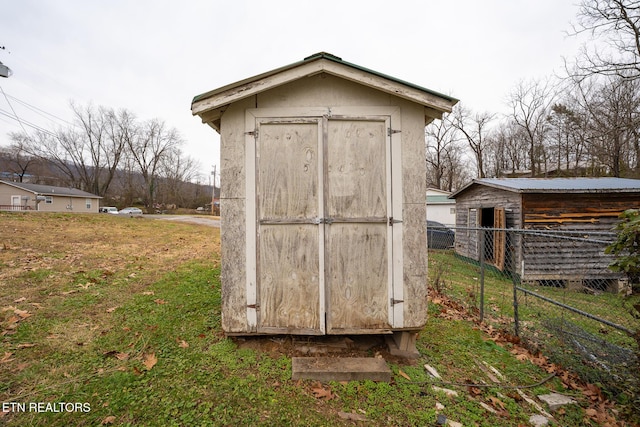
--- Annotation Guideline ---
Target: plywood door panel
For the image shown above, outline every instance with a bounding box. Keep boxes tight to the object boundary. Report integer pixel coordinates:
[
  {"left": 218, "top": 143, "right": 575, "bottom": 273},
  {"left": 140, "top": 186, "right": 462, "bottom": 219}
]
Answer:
[
  {"left": 256, "top": 121, "right": 322, "bottom": 333},
  {"left": 327, "top": 223, "right": 389, "bottom": 331},
  {"left": 257, "top": 122, "right": 318, "bottom": 220},
  {"left": 325, "top": 119, "right": 391, "bottom": 333},
  {"left": 258, "top": 224, "right": 320, "bottom": 332},
  {"left": 326, "top": 120, "right": 387, "bottom": 220}
]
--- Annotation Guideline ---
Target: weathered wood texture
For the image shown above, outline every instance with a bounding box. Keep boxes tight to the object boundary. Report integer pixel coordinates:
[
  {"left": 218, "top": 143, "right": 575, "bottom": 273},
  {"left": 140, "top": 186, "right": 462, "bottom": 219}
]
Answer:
[
  {"left": 325, "top": 118, "right": 390, "bottom": 332},
  {"left": 256, "top": 121, "right": 321, "bottom": 333},
  {"left": 217, "top": 75, "right": 435, "bottom": 334},
  {"left": 257, "top": 122, "right": 318, "bottom": 219},
  {"left": 220, "top": 198, "right": 248, "bottom": 333},
  {"left": 399, "top": 100, "right": 429, "bottom": 328},
  {"left": 520, "top": 193, "right": 640, "bottom": 281},
  {"left": 454, "top": 185, "right": 522, "bottom": 262},
  {"left": 220, "top": 98, "right": 253, "bottom": 199},
  {"left": 522, "top": 193, "right": 640, "bottom": 227},
  {"left": 327, "top": 223, "right": 389, "bottom": 331},
  {"left": 402, "top": 203, "right": 428, "bottom": 328},
  {"left": 455, "top": 187, "right": 640, "bottom": 282},
  {"left": 258, "top": 224, "right": 320, "bottom": 331},
  {"left": 326, "top": 119, "right": 386, "bottom": 218}
]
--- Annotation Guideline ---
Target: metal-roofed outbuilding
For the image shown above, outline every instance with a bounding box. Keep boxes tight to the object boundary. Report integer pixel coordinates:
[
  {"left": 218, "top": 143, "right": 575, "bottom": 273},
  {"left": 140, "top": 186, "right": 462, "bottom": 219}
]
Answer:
[
  {"left": 450, "top": 177, "right": 640, "bottom": 291},
  {"left": 192, "top": 53, "right": 458, "bottom": 344}
]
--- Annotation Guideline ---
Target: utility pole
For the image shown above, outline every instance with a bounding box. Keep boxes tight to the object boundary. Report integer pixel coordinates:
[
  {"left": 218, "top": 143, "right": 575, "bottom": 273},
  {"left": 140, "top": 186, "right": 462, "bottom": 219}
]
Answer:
[{"left": 211, "top": 165, "right": 217, "bottom": 215}]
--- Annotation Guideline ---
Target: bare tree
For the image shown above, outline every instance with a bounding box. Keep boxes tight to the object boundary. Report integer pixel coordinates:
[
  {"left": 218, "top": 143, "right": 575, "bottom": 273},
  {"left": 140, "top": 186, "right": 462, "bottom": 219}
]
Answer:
[
  {"left": 571, "top": 74, "right": 640, "bottom": 176},
  {"left": 570, "top": 0, "right": 640, "bottom": 80},
  {"left": 425, "top": 113, "right": 459, "bottom": 190},
  {"left": 452, "top": 104, "right": 495, "bottom": 178},
  {"left": 0, "top": 139, "right": 38, "bottom": 182},
  {"left": 508, "top": 79, "right": 555, "bottom": 176},
  {"left": 128, "top": 118, "right": 182, "bottom": 210}
]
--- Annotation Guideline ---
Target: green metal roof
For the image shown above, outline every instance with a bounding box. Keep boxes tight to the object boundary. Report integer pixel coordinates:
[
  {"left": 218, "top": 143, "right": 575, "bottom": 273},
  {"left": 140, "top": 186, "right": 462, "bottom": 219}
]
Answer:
[{"left": 192, "top": 52, "right": 458, "bottom": 105}]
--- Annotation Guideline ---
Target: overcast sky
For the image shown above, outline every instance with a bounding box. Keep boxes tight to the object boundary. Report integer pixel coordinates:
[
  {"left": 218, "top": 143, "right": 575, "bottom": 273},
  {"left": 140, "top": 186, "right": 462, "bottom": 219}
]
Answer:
[{"left": 0, "top": 1, "right": 586, "bottom": 180}]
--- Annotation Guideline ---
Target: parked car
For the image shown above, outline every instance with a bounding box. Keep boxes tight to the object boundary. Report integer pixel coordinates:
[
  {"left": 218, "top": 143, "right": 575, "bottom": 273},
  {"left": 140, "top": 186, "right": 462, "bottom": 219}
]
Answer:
[
  {"left": 99, "top": 206, "right": 119, "bottom": 214},
  {"left": 427, "top": 220, "right": 455, "bottom": 249},
  {"left": 119, "top": 207, "right": 143, "bottom": 216}
]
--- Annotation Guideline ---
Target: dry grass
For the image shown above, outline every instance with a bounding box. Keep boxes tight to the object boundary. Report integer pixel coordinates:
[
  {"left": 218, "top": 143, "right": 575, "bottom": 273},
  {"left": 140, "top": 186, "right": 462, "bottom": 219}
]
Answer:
[{"left": 0, "top": 212, "right": 220, "bottom": 404}]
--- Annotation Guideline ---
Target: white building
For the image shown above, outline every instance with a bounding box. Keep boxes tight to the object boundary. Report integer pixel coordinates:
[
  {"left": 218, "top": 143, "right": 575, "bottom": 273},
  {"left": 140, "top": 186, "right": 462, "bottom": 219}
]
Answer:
[{"left": 426, "top": 188, "right": 455, "bottom": 226}]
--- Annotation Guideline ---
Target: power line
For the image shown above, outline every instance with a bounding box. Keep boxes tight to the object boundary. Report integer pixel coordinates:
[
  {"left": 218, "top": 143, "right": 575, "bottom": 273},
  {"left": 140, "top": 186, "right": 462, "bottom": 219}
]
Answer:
[
  {"left": 3, "top": 92, "right": 74, "bottom": 127},
  {"left": 0, "top": 108, "right": 57, "bottom": 137},
  {"left": 0, "top": 84, "right": 28, "bottom": 135}
]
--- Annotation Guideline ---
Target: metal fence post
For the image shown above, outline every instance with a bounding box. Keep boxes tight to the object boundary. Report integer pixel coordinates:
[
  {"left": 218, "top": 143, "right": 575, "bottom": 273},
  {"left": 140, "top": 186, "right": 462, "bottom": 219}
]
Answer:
[
  {"left": 513, "top": 230, "right": 520, "bottom": 336},
  {"left": 479, "top": 228, "right": 485, "bottom": 322}
]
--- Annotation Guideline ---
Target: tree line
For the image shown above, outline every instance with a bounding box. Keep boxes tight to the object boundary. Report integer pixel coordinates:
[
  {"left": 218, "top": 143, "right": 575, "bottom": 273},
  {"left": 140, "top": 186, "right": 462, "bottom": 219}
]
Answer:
[
  {"left": 427, "top": 0, "right": 640, "bottom": 191},
  {"left": 0, "top": 102, "right": 216, "bottom": 210}
]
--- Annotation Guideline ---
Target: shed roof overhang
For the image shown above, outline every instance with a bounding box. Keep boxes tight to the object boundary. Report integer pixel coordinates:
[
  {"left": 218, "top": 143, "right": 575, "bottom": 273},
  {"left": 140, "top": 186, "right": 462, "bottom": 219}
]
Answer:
[
  {"left": 450, "top": 177, "right": 640, "bottom": 199},
  {"left": 191, "top": 52, "right": 458, "bottom": 132}
]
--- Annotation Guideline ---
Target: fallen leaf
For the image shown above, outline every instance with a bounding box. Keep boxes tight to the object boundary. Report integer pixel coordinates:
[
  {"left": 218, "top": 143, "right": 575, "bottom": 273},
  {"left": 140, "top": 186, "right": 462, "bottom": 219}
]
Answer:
[
  {"left": 489, "top": 396, "right": 506, "bottom": 410},
  {"left": 0, "top": 352, "right": 13, "bottom": 363},
  {"left": 13, "top": 297, "right": 26, "bottom": 303},
  {"left": 142, "top": 291, "right": 155, "bottom": 296},
  {"left": 311, "top": 383, "right": 333, "bottom": 400},
  {"left": 17, "top": 343, "right": 35, "bottom": 349},
  {"left": 178, "top": 340, "right": 189, "bottom": 348},
  {"left": 30, "top": 303, "right": 43, "bottom": 309},
  {"left": 585, "top": 408, "right": 598, "bottom": 417},
  {"left": 143, "top": 353, "right": 157, "bottom": 370},
  {"left": 106, "top": 307, "right": 118, "bottom": 313},
  {"left": 398, "top": 369, "right": 411, "bottom": 381},
  {"left": 116, "top": 352, "right": 129, "bottom": 361},
  {"left": 153, "top": 299, "right": 167, "bottom": 305},
  {"left": 101, "top": 415, "right": 116, "bottom": 424},
  {"left": 468, "top": 386, "right": 482, "bottom": 396},
  {"left": 14, "top": 309, "right": 31, "bottom": 319}
]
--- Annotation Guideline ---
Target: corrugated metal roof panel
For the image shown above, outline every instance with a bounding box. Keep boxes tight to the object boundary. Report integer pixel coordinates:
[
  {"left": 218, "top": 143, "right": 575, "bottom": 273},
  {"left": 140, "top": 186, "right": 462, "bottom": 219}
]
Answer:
[
  {"left": 451, "top": 177, "right": 640, "bottom": 198},
  {"left": 479, "top": 177, "right": 640, "bottom": 192}
]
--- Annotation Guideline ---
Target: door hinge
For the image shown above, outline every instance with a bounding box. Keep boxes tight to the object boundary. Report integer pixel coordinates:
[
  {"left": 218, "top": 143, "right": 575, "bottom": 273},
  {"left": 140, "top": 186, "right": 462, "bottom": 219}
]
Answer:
[
  {"left": 388, "top": 217, "right": 402, "bottom": 226},
  {"left": 388, "top": 128, "right": 401, "bottom": 136},
  {"left": 247, "top": 303, "right": 259, "bottom": 309},
  {"left": 391, "top": 298, "right": 404, "bottom": 306},
  {"left": 245, "top": 129, "right": 258, "bottom": 138}
]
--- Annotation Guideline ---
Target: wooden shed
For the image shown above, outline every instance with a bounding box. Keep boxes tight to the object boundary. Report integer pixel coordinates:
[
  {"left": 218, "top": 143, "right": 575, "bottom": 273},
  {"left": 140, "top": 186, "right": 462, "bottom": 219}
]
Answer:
[
  {"left": 192, "top": 53, "right": 457, "bottom": 338},
  {"left": 451, "top": 177, "right": 640, "bottom": 288}
]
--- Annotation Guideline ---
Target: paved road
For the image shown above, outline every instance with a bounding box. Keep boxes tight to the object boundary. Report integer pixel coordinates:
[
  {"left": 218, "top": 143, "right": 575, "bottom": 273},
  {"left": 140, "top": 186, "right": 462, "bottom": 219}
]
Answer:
[{"left": 147, "top": 214, "right": 220, "bottom": 228}]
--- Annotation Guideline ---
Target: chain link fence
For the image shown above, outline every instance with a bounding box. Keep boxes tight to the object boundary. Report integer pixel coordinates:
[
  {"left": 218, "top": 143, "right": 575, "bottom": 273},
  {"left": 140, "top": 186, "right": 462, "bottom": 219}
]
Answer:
[{"left": 427, "top": 224, "right": 640, "bottom": 405}]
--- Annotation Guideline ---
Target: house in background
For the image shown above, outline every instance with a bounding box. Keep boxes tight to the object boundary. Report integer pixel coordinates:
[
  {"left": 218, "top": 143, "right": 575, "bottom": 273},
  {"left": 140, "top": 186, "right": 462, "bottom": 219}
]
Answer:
[
  {"left": 450, "top": 177, "right": 640, "bottom": 291},
  {"left": 192, "top": 52, "right": 457, "bottom": 349},
  {"left": 426, "top": 188, "right": 455, "bottom": 226},
  {"left": 0, "top": 180, "right": 101, "bottom": 213}
]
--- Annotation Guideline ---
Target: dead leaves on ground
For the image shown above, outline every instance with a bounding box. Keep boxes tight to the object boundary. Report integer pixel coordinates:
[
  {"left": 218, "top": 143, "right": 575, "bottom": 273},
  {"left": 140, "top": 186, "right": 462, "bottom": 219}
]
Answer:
[
  {"left": 1, "top": 305, "right": 33, "bottom": 335},
  {"left": 142, "top": 353, "right": 157, "bottom": 370},
  {"left": 311, "top": 382, "right": 334, "bottom": 400},
  {"left": 430, "top": 289, "right": 628, "bottom": 426}
]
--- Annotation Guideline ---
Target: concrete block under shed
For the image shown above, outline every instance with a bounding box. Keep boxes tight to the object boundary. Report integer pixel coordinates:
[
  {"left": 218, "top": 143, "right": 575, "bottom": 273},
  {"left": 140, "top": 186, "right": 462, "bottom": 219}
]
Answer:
[{"left": 292, "top": 357, "right": 391, "bottom": 382}]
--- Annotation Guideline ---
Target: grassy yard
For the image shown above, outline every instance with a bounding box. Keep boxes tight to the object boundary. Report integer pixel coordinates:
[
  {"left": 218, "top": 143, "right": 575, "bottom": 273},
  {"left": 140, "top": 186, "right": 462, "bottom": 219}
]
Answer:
[{"left": 0, "top": 212, "right": 634, "bottom": 425}]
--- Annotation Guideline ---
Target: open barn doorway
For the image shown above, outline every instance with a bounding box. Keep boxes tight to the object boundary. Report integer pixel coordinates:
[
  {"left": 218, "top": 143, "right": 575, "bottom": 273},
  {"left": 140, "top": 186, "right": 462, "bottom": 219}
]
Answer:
[{"left": 479, "top": 207, "right": 506, "bottom": 271}]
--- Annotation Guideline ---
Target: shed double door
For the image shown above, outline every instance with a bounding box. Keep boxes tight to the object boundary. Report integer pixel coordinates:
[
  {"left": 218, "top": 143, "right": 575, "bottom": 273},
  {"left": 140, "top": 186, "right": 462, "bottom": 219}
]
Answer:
[{"left": 254, "top": 114, "right": 396, "bottom": 335}]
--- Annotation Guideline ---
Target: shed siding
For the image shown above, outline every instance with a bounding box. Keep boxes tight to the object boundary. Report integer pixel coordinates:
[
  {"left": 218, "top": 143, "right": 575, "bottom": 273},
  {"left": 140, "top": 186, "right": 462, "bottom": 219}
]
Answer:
[
  {"left": 453, "top": 183, "right": 640, "bottom": 284},
  {"left": 520, "top": 192, "right": 640, "bottom": 281},
  {"left": 399, "top": 100, "right": 429, "bottom": 328},
  {"left": 216, "top": 74, "right": 433, "bottom": 334},
  {"left": 218, "top": 100, "right": 251, "bottom": 333},
  {"left": 454, "top": 185, "right": 522, "bottom": 263}
]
